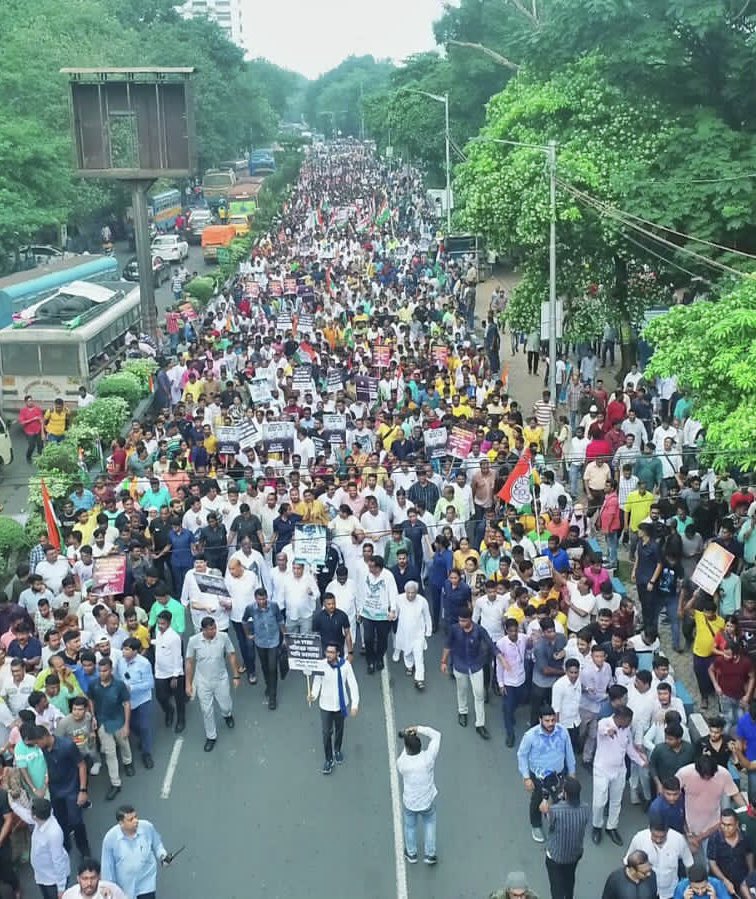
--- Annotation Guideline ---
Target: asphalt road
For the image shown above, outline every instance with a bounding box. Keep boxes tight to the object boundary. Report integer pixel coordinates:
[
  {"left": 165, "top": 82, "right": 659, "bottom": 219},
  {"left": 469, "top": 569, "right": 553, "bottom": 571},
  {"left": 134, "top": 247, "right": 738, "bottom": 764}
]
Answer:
[{"left": 42, "top": 630, "right": 649, "bottom": 899}]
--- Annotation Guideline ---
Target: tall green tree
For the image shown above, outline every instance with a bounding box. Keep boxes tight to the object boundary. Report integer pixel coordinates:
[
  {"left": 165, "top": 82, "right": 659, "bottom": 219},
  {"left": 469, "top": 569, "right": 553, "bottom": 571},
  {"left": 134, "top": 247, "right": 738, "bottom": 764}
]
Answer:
[
  {"left": 643, "top": 280, "right": 756, "bottom": 471},
  {"left": 305, "top": 55, "right": 393, "bottom": 138}
]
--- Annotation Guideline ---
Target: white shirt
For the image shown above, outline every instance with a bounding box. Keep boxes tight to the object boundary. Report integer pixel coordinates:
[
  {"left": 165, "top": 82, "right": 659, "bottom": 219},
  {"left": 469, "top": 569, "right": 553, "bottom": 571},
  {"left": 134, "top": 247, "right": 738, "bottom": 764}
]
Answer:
[
  {"left": 154, "top": 627, "right": 184, "bottom": 679},
  {"left": 566, "top": 584, "right": 597, "bottom": 633},
  {"left": 9, "top": 800, "right": 69, "bottom": 893},
  {"left": 396, "top": 726, "right": 441, "bottom": 812},
  {"left": 325, "top": 578, "right": 358, "bottom": 623},
  {"left": 278, "top": 571, "right": 318, "bottom": 621},
  {"left": 62, "top": 883, "right": 128, "bottom": 899},
  {"left": 624, "top": 828, "right": 693, "bottom": 899},
  {"left": 224, "top": 568, "right": 262, "bottom": 623},
  {"left": 77, "top": 392, "right": 95, "bottom": 408},
  {"left": 472, "top": 596, "right": 507, "bottom": 642},
  {"left": 627, "top": 683, "right": 658, "bottom": 743},
  {"left": 1, "top": 674, "right": 36, "bottom": 714},
  {"left": 35, "top": 558, "right": 71, "bottom": 594},
  {"left": 551, "top": 674, "right": 582, "bottom": 728},
  {"left": 180, "top": 568, "right": 229, "bottom": 631},
  {"left": 311, "top": 658, "right": 359, "bottom": 712}
]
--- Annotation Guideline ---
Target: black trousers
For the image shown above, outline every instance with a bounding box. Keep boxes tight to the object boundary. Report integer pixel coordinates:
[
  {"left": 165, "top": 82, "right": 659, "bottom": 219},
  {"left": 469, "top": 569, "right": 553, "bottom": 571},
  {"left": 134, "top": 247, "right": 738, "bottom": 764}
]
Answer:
[
  {"left": 39, "top": 885, "right": 59, "bottom": 899},
  {"left": 321, "top": 709, "right": 345, "bottom": 761},
  {"left": 362, "top": 619, "right": 390, "bottom": 666},
  {"left": 155, "top": 675, "right": 186, "bottom": 724},
  {"left": 52, "top": 794, "right": 90, "bottom": 855},
  {"left": 26, "top": 431, "right": 43, "bottom": 461},
  {"left": 137, "top": 893, "right": 156, "bottom": 899},
  {"left": 527, "top": 350, "right": 539, "bottom": 374},
  {"left": 545, "top": 855, "right": 580, "bottom": 899},
  {"left": 257, "top": 645, "right": 278, "bottom": 700},
  {"left": 530, "top": 683, "right": 552, "bottom": 726}
]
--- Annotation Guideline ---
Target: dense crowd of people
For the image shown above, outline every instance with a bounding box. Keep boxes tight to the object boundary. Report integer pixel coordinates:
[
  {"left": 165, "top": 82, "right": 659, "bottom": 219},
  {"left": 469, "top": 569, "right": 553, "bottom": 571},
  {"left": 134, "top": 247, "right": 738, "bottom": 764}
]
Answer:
[{"left": 3, "top": 140, "right": 756, "bottom": 898}]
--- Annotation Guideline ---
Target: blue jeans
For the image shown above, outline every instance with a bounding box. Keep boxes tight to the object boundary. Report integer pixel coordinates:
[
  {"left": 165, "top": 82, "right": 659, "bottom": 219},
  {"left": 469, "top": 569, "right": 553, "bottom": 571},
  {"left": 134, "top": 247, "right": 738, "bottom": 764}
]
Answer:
[
  {"left": 662, "top": 594, "right": 681, "bottom": 651},
  {"left": 605, "top": 531, "right": 619, "bottom": 567},
  {"left": 403, "top": 803, "right": 436, "bottom": 858},
  {"left": 129, "top": 700, "right": 154, "bottom": 755},
  {"left": 502, "top": 683, "right": 527, "bottom": 738},
  {"left": 233, "top": 621, "right": 256, "bottom": 674},
  {"left": 569, "top": 463, "right": 583, "bottom": 498}
]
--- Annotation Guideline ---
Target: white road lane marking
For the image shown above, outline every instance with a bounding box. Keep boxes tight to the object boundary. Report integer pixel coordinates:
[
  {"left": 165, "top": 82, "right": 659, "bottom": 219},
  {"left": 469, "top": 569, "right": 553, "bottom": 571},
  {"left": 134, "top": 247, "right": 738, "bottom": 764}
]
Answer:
[
  {"left": 160, "top": 737, "right": 185, "bottom": 799},
  {"left": 381, "top": 666, "right": 409, "bottom": 899}
]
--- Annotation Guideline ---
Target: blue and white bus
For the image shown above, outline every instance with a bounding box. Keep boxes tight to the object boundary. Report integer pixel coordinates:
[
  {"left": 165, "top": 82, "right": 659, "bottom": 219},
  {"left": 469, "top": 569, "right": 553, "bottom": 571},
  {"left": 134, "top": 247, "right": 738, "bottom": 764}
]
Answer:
[
  {"left": 0, "top": 281, "right": 141, "bottom": 411},
  {"left": 0, "top": 254, "right": 119, "bottom": 328},
  {"left": 148, "top": 189, "right": 182, "bottom": 230}
]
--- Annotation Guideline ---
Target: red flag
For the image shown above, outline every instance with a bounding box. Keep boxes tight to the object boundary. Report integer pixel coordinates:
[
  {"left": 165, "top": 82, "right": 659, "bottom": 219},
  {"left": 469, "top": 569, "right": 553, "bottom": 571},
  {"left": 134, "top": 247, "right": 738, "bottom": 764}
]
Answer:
[
  {"left": 40, "top": 478, "right": 62, "bottom": 551},
  {"left": 497, "top": 450, "right": 532, "bottom": 505}
]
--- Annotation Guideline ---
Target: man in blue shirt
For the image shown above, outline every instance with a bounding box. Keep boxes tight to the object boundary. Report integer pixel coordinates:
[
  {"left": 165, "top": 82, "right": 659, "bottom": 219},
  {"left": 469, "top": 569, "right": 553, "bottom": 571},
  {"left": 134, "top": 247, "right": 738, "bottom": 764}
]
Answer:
[
  {"left": 243, "top": 588, "right": 284, "bottom": 711},
  {"left": 647, "top": 776, "right": 686, "bottom": 835},
  {"left": 116, "top": 639, "right": 155, "bottom": 771},
  {"left": 517, "top": 705, "right": 576, "bottom": 844},
  {"left": 672, "top": 863, "right": 730, "bottom": 899},
  {"left": 545, "top": 535, "right": 570, "bottom": 574},
  {"left": 101, "top": 804, "right": 167, "bottom": 899},
  {"left": 441, "top": 609, "right": 499, "bottom": 740}
]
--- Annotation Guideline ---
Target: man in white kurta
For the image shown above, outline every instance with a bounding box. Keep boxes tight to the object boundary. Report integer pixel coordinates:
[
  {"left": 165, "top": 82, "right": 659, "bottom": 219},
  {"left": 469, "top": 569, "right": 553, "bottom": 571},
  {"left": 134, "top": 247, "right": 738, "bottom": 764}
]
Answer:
[{"left": 395, "top": 581, "right": 432, "bottom": 689}]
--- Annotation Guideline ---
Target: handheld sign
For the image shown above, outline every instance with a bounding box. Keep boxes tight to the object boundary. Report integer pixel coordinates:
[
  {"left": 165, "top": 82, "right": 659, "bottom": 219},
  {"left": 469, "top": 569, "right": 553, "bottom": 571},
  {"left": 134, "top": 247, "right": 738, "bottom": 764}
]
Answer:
[
  {"left": 692, "top": 543, "right": 735, "bottom": 594},
  {"left": 91, "top": 556, "right": 126, "bottom": 596},
  {"left": 286, "top": 633, "right": 326, "bottom": 675},
  {"left": 423, "top": 426, "right": 448, "bottom": 460},
  {"left": 293, "top": 524, "right": 328, "bottom": 567}
]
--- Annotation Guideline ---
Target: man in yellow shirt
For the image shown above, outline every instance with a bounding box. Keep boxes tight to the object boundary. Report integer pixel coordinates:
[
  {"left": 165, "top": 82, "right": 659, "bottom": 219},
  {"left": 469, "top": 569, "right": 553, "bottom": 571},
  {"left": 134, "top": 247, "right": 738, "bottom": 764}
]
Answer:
[
  {"left": 202, "top": 425, "right": 219, "bottom": 455},
  {"left": 44, "top": 398, "right": 70, "bottom": 443},
  {"left": 293, "top": 488, "right": 330, "bottom": 525},
  {"left": 183, "top": 372, "right": 203, "bottom": 403},
  {"left": 376, "top": 413, "right": 403, "bottom": 452},
  {"left": 450, "top": 395, "right": 473, "bottom": 419},
  {"left": 625, "top": 482, "right": 655, "bottom": 557}
]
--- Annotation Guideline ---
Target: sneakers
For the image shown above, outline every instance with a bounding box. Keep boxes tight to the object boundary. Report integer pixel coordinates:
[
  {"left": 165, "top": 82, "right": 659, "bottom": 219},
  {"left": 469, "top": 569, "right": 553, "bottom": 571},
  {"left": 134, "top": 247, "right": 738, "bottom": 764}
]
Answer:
[
  {"left": 404, "top": 849, "right": 418, "bottom": 864},
  {"left": 334, "top": 751, "right": 344, "bottom": 764},
  {"left": 531, "top": 827, "right": 545, "bottom": 843},
  {"left": 629, "top": 787, "right": 640, "bottom": 805},
  {"left": 322, "top": 759, "right": 334, "bottom": 775},
  {"left": 423, "top": 855, "right": 437, "bottom": 866},
  {"left": 90, "top": 762, "right": 101, "bottom": 776}
]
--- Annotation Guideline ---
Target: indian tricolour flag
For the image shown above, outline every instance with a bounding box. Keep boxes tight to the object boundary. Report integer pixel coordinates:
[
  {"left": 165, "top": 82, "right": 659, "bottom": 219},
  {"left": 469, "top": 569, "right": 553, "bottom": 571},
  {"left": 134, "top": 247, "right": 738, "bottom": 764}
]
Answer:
[
  {"left": 40, "top": 478, "right": 63, "bottom": 551},
  {"left": 374, "top": 198, "right": 390, "bottom": 226}
]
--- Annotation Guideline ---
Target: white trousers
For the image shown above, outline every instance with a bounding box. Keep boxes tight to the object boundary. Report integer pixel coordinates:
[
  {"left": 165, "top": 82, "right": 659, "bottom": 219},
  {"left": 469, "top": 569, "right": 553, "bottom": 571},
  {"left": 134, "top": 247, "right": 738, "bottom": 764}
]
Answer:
[
  {"left": 592, "top": 770, "right": 626, "bottom": 829},
  {"left": 403, "top": 637, "right": 426, "bottom": 682},
  {"left": 196, "top": 674, "right": 232, "bottom": 740},
  {"left": 454, "top": 668, "right": 485, "bottom": 727}
]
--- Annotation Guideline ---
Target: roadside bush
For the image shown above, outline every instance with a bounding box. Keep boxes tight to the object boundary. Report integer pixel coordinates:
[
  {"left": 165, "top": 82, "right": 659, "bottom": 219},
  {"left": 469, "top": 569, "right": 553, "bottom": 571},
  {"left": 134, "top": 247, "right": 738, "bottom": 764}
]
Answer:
[
  {"left": 122, "top": 358, "right": 158, "bottom": 391},
  {"left": 75, "top": 397, "right": 130, "bottom": 445},
  {"left": 36, "top": 441, "right": 80, "bottom": 475},
  {"left": 64, "top": 423, "right": 102, "bottom": 466},
  {"left": 184, "top": 277, "right": 215, "bottom": 304},
  {"left": 28, "top": 469, "right": 86, "bottom": 508},
  {"left": 0, "top": 517, "right": 29, "bottom": 570},
  {"left": 97, "top": 371, "right": 143, "bottom": 408}
]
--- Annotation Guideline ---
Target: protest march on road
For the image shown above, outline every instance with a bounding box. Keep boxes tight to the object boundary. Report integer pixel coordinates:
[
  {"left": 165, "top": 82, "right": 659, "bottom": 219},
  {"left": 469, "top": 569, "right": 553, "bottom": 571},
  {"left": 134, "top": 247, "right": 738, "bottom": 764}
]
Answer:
[{"left": 6, "top": 139, "right": 756, "bottom": 899}]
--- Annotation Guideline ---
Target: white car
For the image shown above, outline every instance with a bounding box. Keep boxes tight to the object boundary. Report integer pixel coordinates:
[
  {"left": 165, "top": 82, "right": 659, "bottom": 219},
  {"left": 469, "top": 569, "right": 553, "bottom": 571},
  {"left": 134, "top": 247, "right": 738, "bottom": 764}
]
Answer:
[{"left": 150, "top": 234, "right": 189, "bottom": 262}]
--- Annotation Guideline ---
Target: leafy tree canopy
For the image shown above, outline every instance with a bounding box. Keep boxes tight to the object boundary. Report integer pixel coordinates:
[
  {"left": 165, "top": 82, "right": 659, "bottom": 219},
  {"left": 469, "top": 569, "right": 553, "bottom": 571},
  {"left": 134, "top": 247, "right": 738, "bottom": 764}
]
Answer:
[{"left": 644, "top": 279, "right": 756, "bottom": 471}]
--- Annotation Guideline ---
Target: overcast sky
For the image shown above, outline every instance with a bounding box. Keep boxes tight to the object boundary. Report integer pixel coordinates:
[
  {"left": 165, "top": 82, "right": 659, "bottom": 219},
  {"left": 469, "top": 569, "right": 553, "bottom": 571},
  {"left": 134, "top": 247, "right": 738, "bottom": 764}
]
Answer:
[{"left": 241, "top": 0, "right": 447, "bottom": 78}]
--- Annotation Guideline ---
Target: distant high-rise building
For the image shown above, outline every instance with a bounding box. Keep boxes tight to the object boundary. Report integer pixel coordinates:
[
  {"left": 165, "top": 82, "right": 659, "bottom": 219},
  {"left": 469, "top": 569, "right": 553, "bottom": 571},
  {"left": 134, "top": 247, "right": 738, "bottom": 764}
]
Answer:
[{"left": 180, "top": 0, "right": 243, "bottom": 47}]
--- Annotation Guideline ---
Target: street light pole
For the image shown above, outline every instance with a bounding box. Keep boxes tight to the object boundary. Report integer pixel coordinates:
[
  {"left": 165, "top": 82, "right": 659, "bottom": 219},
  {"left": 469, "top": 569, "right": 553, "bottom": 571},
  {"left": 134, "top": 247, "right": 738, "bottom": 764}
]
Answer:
[
  {"left": 396, "top": 87, "right": 452, "bottom": 230},
  {"left": 548, "top": 140, "right": 557, "bottom": 399},
  {"left": 443, "top": 93, "right": 451, "bottom": 233}
]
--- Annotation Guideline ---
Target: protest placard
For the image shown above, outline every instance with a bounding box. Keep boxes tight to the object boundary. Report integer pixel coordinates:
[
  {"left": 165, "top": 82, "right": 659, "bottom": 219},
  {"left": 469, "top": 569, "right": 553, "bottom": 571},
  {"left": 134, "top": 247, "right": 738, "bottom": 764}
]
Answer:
[
  {"left": 236, "top": 419, "right": 261, "bottom": 449},
  {"left": 423, "top": 426, "right": 448, "bottom": 460},
  {"left": 286, "top": 633, "right": 326, "bottom": 674},
  {"left": 292, "top": 365, "right": 313, "bottom": 393},
  {"left": 216, "top": 426, "right": 240, "bottom": 455},
  {"left": 323, "top": 413, "right": 347, "bottom": 447},
  {"left": 248, "top": 377, "right": 271, "bottom": 405},
  {"left": 91, "top": 556, "right": 127, "bottom": 596},
  {"left": 446, "top": 424, "right": 476, "bottom": 458},
  {"left": 355, "top": 376, "right": 378, "bottom": 403},
  {"left": 298, "top": 313, "right": 315, "bottom": 334},
  {"left": 372, "top": 344, "right": 392, "bottom": 369},
  {"left": 432, "top": 345, "right": 449, "bottom": 367},
  {"left": 326, "top": 369, "right": 343, "bottom": 393},
  {"left": 264, "top": 421, "right": 295, "bottom": 453},
  {"left": 692, "top": 543, "right": 736, "bottom": 594},
  {"left": 293, "top": 524, "right": 328, "bottom": 566}
]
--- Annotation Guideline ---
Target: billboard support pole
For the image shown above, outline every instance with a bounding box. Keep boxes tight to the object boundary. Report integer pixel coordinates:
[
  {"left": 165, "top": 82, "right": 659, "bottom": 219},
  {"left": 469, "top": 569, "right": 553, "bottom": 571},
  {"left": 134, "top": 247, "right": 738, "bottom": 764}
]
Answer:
[{"left": 131, "top": 180, "right": 157, "bottom": 338}]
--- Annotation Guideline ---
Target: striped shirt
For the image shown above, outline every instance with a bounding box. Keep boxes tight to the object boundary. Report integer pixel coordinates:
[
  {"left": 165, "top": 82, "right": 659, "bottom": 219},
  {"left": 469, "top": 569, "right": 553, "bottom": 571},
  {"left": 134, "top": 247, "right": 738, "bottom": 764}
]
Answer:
[
  {"left": 545, "top": 801, "right": 590, "bottom": 863},
  {"left": 533, "top": 400, "right": 556, "bottom": 429},
  {"left": 617, "top": 474, "right": 639, "bottom": 510}
]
